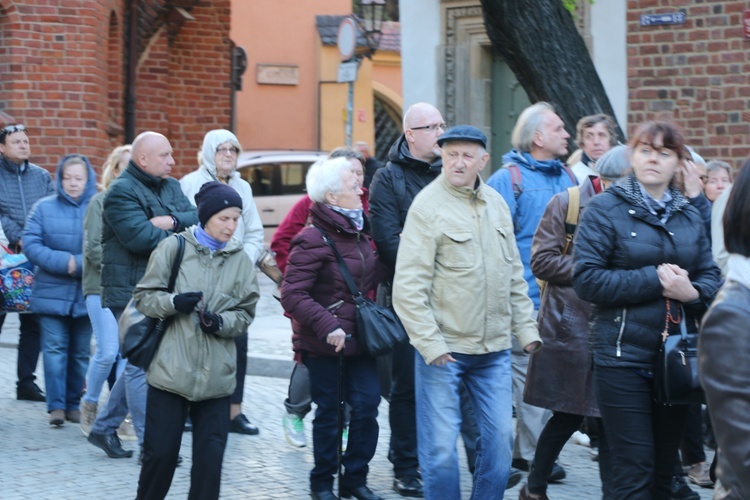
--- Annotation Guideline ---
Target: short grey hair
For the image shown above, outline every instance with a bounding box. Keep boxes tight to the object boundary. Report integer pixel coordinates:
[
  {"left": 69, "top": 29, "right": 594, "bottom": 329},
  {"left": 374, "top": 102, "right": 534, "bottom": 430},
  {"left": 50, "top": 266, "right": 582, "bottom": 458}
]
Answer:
[
  {"left": 511, "top": 102, "right": 556, "bottom": 152},
  {"left": 706, "top": 159, "right": 733, "bottom": 182},
  {"left": 595, "top": 144, "right": 631, "bottom": 181},
  {"left": 306, "top": 156, "right": 353, "bottom": 203}
]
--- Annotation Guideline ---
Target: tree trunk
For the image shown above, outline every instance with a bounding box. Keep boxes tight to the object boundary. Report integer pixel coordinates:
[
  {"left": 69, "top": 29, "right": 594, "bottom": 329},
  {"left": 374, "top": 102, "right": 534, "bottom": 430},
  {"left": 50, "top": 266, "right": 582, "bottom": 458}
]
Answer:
[{"left": 479, "top": 0, "right": 626, "bottom": 143}]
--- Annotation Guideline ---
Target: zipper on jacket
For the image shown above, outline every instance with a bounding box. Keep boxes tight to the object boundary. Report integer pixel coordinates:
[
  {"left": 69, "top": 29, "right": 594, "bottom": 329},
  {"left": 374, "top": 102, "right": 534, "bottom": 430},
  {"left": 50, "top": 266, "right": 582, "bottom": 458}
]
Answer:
[
  {"left": 17, "top": 171, "right": 28, "bottom": 219},
  {"left": 615, "top": 307, "right": 627, "bottom": 357}
]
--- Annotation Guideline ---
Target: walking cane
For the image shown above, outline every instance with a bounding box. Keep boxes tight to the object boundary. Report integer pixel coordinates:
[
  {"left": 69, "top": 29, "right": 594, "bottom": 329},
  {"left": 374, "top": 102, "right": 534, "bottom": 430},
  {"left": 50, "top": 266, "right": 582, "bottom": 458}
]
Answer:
[{"left": 337, "top": 335, "right": 351, "bottom": 500}]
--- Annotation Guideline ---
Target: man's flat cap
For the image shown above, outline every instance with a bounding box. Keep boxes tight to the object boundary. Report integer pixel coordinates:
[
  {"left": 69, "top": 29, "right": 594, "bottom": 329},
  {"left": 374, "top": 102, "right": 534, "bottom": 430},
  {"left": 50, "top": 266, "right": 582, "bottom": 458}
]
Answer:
[{"left": 437, "top": 125, "right": 487, "bottom": 149}]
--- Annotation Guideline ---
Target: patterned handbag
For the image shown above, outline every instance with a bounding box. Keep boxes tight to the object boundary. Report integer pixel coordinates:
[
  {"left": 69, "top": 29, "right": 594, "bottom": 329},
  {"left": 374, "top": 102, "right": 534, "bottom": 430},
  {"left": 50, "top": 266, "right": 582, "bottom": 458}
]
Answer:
[{"left": 0, "top": 244, "right": 34, "bottom": 313}]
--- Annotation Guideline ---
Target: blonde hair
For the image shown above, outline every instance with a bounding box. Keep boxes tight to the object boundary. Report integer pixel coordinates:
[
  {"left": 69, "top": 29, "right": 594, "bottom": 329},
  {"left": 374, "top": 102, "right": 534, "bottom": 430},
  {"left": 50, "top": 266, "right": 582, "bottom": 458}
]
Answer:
[{"left": 101, "top": 145, "right": 132, "bottom": 190}]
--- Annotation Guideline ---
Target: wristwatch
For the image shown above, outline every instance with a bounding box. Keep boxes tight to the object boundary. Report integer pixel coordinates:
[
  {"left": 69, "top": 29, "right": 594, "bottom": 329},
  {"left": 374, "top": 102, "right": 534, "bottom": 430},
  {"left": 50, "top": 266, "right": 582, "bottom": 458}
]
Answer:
[{"left": 171, "top": 215, "right": 178, "bottom": 231}]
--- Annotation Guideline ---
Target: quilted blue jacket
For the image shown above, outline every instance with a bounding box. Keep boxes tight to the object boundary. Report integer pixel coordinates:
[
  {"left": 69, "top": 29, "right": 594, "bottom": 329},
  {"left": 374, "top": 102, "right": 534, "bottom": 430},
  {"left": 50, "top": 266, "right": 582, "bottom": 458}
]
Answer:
[{"left": 22, "top": 155, "right": 97, "bottom": 317}]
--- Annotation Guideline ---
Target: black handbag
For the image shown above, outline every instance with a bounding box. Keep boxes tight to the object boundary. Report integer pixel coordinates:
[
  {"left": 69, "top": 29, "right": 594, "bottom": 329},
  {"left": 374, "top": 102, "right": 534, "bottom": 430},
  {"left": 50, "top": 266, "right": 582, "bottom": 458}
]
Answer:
[
  {"left": 316, "top": 227, "right": 408, "bottom": 356},
  {"left": 654, "top": 302, "right": 705, "bottom": 405},
  {"left": 119, "top": 235, "right": 185, "bottom": 370}
]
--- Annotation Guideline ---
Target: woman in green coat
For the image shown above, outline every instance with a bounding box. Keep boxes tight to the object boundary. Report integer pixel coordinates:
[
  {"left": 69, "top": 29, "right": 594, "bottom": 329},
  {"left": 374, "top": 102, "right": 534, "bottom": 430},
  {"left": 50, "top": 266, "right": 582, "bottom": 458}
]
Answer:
[{"left": 134, "top": 182, "right": 260, "bottom": 500}]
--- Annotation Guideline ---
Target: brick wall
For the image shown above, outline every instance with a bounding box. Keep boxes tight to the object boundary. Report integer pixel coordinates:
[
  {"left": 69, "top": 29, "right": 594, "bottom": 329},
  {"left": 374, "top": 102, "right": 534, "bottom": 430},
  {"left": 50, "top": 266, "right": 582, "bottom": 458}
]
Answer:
[
  {"left": 627, "top": 0, "right": 750, "bottom": 169},
  {"left": 0, "top": 0, "right": 124, "bottom": 172},
  {"left": 0, "top": 0, "right": 232, "bottom": 178}
]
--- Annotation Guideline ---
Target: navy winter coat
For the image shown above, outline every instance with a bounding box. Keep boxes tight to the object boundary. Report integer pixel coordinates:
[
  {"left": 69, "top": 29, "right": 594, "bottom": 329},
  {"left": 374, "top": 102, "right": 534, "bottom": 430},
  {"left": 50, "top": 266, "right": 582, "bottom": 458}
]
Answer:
[
  {"left": 22, "top": 155, "right": 97, "bottom": 317},
  {"left": 572, "top": 174, "right": 722, "bottom": 370}
]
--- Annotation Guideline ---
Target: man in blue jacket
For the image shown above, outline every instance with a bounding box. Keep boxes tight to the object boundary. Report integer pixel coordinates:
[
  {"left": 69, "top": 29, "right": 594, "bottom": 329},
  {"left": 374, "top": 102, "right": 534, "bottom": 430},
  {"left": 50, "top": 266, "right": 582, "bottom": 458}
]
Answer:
[
  {"left": 0, "top": 124, "right": 54, "bottom": 402},
  {"left": 486, "top": 102, "right": 575, "bottom": 483}
]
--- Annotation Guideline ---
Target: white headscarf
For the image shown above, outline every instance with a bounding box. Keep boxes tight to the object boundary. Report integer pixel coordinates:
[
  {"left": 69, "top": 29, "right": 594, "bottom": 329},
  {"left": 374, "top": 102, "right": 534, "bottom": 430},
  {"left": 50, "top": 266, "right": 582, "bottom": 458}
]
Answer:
[{"left": 201, "top": 129, "right": 242, "bottom": 179}]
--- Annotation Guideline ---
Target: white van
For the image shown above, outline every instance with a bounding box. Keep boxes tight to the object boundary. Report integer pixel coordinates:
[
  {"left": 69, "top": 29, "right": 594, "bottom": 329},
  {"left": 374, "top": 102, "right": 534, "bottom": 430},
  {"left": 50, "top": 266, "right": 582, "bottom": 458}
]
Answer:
[{"left": 237, "top": 150, "right": 327, "bottom": 242}]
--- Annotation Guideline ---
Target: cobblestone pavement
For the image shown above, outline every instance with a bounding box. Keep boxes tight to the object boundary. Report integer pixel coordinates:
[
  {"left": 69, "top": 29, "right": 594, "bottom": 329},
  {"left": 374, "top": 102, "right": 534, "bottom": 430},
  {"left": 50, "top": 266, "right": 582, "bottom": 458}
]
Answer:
[{"left": 0, "top": 275, "right": 715, "bottom": 499}]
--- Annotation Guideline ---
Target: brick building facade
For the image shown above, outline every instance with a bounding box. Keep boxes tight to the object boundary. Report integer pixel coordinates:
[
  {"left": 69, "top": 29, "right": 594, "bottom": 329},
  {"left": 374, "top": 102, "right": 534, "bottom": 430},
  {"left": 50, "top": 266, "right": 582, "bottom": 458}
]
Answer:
[
  {"left": 627, "top": 0, "right": 750, "bottom": 166},
  {"left": 0, "top": 0, "right": 233, "bottom": 177}
]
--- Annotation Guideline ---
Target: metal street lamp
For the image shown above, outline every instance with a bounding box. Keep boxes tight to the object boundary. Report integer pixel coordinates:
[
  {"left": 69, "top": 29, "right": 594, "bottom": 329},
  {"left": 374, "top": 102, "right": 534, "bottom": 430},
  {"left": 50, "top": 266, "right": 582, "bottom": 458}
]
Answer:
[
  {"left": 341, "top": 0, "right": 387, "bottom": 146},
  {"left": 353, "top": 0, "right": 387, "bottom": 58}
]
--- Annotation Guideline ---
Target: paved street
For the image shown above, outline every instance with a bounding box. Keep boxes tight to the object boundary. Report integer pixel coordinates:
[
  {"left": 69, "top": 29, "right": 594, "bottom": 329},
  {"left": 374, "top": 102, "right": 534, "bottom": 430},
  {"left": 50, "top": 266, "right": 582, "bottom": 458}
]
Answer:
[{"left": 0, "top": 275, "right": 714, "bottom": 499}]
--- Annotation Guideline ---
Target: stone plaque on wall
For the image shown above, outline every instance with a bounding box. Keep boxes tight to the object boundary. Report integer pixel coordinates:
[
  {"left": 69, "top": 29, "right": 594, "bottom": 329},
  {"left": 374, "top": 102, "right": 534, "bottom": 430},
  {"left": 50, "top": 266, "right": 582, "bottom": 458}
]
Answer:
[{"left": 256, "top": 64, "right": 299, "bottom": 85}]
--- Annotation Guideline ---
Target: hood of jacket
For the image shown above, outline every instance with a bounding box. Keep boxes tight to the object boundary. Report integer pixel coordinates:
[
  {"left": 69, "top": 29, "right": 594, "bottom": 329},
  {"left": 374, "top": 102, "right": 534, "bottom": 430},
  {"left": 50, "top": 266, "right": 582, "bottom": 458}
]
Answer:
[
  {"left": 55, "top": 154, "right": 98, "bottom": 207},
  {"left": 502, "top": 149, "right": 566, "bottom": 176},
  {"left": 387, "top": 133, "right": 442, "bottom": 173},
  {"left": 124, "top": 159, "right": 168, "bottom": 191},
  {"left": 200, "top": 129, "right": 241, "bottom": 180}
]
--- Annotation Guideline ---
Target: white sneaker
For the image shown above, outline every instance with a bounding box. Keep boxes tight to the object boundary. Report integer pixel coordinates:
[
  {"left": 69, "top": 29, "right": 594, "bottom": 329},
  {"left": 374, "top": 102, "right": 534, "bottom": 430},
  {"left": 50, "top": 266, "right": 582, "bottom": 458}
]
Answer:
[
  {"left": 282, "top": 413, "right": 306, "bottom": 448},
  {"left": 570, "top": 430, "right": 591, "bottom": 447},
  {"left": 341, "top": 425, "right": 349, "bottom": 453},
  {"left": 117, "top": 416, "right": 138, "bottom": 442},
  {"left": 79, "top": 400, "right": 97, "bottom": 437}
]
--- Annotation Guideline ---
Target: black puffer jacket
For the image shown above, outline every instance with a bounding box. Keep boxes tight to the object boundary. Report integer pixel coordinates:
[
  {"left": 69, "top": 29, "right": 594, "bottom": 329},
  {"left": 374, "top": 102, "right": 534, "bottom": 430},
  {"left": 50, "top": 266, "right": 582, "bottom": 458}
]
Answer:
[
  {"left": 100, "top": 161, "right": 198, "bottom": 309},
  {"left": 368, "top": 134, "right": 442, "bottom": 272},
  {"left": 572, "top": 174, "right": 722, "bottom": 370}
]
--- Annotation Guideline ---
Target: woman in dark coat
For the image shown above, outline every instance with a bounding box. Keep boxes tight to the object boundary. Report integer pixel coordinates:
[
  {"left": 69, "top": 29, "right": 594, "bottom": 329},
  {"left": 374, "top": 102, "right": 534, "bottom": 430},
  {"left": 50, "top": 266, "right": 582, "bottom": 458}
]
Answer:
[
  {"left": 520, "top": 145, "right": 631, "bottom": 500},
  {"left": 281, "top": 156, "right": 383, "bottom": 500},
  {"left": 572, "top": 122, "right": 722, "bottom": 499}
]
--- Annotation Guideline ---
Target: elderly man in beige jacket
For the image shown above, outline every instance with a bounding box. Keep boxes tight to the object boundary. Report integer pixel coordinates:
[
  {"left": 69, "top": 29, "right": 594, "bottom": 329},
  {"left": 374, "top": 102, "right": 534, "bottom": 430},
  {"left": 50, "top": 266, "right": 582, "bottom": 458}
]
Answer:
[{"left": 393, "top": 125, "right": 541, "bottom": 499}]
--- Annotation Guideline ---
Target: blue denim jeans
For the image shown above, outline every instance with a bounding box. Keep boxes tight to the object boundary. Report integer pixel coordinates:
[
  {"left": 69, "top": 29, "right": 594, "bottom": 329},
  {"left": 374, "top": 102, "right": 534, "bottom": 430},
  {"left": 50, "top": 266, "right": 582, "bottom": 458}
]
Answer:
[
  {"left": 415, "top": 349, "right": 513, "bottom": 500},
  {"left": 303, "top": 353, "right": 380, "bottom": 493},
  {"left": 91, "top": 361, "right": 146, "bottom": 446},
  {"left": 39, "top": 314, "right": 93, "bottom": 413},
  {"left": 83, "top": 295, "right": 125, "bottom": 405}
]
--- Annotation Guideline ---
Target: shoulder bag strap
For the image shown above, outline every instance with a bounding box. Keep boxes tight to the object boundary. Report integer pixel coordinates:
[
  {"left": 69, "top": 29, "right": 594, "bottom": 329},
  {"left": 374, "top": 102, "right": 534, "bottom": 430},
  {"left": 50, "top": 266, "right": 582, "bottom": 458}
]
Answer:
[
  {"left": 166, "top": 235, "right": 185, "bottom": 293},
  {"left": 313, "top": 226, "right": 362, "bottom": 299},
  {"left": 562, "top": 186, "right": 581, "bottom": 255}
]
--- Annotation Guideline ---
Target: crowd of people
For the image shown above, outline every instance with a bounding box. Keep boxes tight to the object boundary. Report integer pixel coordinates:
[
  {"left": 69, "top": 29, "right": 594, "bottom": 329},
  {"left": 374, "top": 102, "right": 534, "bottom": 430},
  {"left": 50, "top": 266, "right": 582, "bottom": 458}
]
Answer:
[{"left": 0, "top": 97, "right": 748, "bottom": 500}]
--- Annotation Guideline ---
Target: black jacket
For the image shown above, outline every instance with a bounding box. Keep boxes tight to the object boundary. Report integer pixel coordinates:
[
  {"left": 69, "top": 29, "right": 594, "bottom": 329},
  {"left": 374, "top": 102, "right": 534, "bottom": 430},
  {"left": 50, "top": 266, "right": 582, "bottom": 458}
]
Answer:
[
  {"left": 368, "top": 134, "right": 442, "bottom": 273},
  {"left": 100, "top": 161, "right": 198, "bottom": 309},
  {"left": 572, "top": 174, "right": 721, "bottom": 369}
]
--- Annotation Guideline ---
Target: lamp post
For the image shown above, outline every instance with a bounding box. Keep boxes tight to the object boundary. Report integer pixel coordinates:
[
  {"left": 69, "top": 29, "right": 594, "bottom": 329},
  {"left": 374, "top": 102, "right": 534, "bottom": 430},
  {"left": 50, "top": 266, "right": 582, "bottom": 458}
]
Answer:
[{"left": 341, "top": 0, "right": 387, "bottom": 146}]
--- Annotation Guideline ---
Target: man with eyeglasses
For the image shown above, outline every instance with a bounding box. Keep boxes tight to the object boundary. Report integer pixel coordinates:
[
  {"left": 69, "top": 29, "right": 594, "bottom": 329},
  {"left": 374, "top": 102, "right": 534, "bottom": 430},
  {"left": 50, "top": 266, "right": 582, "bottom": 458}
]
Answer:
[
  {"left": 0, "top": 124, "right": 54, "bottom": 402},
  {"left": 370, "top": 103, "right": 487, "bottom": 497},
  {"left": 180, "top": 129, "right": 264, "bottom": 436}
]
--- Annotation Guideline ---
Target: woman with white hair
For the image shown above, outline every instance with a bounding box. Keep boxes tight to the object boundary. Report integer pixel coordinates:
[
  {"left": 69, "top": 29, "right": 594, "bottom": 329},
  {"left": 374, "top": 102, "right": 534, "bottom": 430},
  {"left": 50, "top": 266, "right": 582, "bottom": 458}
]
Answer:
[
  {"left": 180, "top": 129, "right": 264, "bottom": 435},
  {"left": 281, "top": 157, "right": 384, "bottom": 500}
]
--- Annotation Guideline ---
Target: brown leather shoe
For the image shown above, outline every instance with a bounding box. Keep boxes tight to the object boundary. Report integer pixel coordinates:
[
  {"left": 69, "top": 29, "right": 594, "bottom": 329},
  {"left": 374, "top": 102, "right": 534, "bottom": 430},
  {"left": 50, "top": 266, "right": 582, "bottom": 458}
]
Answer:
[
  {"left": 518, "top": 484, "right": 549, "bottom": 500},
  {"left": 66, "top": 410, "right": 81, "bottom": 423}
]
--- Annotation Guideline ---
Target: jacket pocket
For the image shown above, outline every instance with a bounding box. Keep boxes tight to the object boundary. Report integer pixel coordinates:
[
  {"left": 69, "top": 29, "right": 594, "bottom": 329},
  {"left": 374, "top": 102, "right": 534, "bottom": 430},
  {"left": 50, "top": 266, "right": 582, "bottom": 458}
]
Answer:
[
  {"left": 494, "top": 220, "right": 515, "bottom": 263},
  {"left": 438, "top": 229, "right": 474, "bottom": 269}
]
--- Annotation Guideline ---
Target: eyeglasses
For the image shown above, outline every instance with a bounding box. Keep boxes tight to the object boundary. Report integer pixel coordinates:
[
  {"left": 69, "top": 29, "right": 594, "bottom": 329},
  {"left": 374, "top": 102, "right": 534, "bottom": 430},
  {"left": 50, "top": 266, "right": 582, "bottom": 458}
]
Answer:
[
  {"left": 216, "top": 146, "right": 239, "bottom": 155},
  {"left": 410, "top": 123, "right": 447, "bottom": 132},
  {"left": 0, "top": 124, "right": 26, "bottom": 141}
]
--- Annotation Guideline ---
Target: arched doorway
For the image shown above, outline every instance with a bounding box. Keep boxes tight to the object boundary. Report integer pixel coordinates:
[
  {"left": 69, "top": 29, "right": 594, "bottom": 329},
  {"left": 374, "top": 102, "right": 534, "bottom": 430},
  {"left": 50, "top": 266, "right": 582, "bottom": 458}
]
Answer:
[{"left": 373, "top": 94, "right": 401, "bottom": 164}]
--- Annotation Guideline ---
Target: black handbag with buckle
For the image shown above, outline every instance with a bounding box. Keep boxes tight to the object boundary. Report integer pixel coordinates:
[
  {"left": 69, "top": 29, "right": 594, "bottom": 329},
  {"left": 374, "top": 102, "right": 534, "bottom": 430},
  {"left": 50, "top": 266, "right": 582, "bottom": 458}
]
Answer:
[
  {"left": 654, "top": 300, "right": 704, "bottom": 405},
  {"left": 120, "top": 235, "right": 185, "bottom": 370},
  {"left": 315, "top": 227, "right": 408, "bottom": 357}
]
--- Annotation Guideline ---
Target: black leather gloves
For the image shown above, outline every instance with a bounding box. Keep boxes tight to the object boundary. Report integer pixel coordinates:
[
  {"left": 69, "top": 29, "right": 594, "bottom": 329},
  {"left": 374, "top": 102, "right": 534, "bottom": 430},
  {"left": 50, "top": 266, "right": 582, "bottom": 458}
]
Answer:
[
  {"left": 200, "top": 311, "right": 222, "bottom": 334},
  {"left": 173, "top": 292, "right": 202, "bottom": 314}
]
